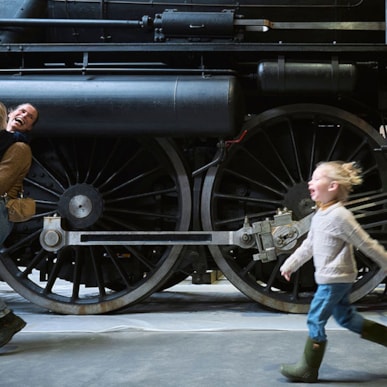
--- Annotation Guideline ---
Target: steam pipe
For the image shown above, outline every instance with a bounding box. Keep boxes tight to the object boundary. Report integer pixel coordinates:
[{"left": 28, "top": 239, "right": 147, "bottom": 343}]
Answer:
[{"left": 0, "top": 18, "right": 144, "bottom": 28}]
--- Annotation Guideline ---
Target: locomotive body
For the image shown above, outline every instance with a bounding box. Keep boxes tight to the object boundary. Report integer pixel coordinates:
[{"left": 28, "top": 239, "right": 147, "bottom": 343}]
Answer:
[{"left": 0, "top": 0, "right": 386, "bottom": 314}]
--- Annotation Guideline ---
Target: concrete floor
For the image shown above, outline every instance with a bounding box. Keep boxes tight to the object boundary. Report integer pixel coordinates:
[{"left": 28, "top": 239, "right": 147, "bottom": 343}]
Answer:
[{"left": 0, "top": 279, "right": 386, "bottom": 387}]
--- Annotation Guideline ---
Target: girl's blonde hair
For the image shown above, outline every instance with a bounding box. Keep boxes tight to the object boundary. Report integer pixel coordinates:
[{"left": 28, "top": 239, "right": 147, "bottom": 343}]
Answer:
[
  {"left": 0, "top": 101, "right": 7, "bottom": 129},
  {"left": 317, "top": 161, "right": 363, "bottom": 201}
]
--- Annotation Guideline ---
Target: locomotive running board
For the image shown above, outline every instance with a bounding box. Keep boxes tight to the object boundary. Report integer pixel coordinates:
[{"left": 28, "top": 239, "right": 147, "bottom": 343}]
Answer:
[{"left": 40, "top": 210, "right": 312, "bottom": 263}]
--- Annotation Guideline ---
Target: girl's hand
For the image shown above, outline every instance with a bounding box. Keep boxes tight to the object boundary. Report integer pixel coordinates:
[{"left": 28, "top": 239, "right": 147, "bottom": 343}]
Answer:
[{"left": 281, "top": 271, "right": 292, "bottom": 282}]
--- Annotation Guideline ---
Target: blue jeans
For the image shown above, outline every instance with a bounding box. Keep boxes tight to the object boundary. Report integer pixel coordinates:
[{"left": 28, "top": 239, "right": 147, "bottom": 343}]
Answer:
[
  {"left": 307, "top": 283, "right": 364, "bottom": 342},
  {"left": 0, "top": 200, "right": 13, "bottom": 315}
]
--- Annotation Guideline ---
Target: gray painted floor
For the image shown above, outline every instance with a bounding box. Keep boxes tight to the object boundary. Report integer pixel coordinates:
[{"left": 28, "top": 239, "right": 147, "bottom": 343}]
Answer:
[{"left": 0, "top": 279, "right": 386, "bottom": 387}]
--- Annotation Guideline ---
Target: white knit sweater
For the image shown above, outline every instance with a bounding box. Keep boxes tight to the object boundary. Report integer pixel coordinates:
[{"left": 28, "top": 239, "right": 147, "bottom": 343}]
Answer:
[{"left": 280, "top": 202, "right": 387, "bottom": 284}]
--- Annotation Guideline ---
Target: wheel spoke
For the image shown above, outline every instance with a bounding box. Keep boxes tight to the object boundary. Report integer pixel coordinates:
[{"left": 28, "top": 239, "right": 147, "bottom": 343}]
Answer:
[
  {"left": 262, "top": 129, "right": 296, "bottom": 185},
  {"left": 89, "top": 246, "right": 106, "bottom": 297},
  {"left": 288, "top": 120, "right": 303, "bottom": 181}
]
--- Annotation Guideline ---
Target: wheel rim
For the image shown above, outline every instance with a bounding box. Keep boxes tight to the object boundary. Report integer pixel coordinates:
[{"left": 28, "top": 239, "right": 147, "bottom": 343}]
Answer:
[
  {"left": 0, "top": 137, "right": 191, "bottom": 314},
  {"left": 202, "top": 104, "right": 387, "bottom": 313}
]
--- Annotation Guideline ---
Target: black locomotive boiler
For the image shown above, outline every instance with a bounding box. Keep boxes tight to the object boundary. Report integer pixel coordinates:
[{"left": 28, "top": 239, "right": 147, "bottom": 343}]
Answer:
[{"left": 0, "top": 0, "right": 386, "bottom": 314}]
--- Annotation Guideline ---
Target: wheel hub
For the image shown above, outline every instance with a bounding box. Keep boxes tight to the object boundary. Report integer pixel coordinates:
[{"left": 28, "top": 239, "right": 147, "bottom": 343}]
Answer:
[{"left": 57, "top": 183, "right": 103, "bottom": 228}]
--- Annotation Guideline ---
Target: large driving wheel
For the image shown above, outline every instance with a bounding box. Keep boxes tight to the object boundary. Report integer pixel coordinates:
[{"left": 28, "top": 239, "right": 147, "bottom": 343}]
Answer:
[
  {"left": 202, "top": 104, "right": 387, "bottom": 313},
  {"left": 0, "top": 137, "right": 191, "bottom": 314}
]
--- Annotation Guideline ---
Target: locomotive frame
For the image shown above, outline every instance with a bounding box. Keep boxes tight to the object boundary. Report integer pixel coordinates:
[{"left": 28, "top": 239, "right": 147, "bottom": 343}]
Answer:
[{"left": 0, "top": 0, "right": 387, "bottom": 314}]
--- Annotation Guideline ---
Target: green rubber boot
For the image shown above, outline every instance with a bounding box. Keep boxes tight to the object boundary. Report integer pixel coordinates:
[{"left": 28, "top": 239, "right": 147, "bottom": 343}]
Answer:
[
  {"left": 280, "top": 337, "right": 326, "bottom": 383},
  {"left": 361, "top": 319, "right": 387, "bottom": 347}
]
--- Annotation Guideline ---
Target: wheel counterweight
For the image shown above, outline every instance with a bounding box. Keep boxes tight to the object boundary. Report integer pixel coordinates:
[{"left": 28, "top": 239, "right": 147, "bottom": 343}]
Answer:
[{"left": 202, "top": 104, "right": 387, "bottom": 313}]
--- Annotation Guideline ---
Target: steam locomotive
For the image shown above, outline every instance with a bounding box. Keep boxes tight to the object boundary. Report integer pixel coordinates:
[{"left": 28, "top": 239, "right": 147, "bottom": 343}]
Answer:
[{"left": 0, "top": 0, "right": 386, "bottom": 315}]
